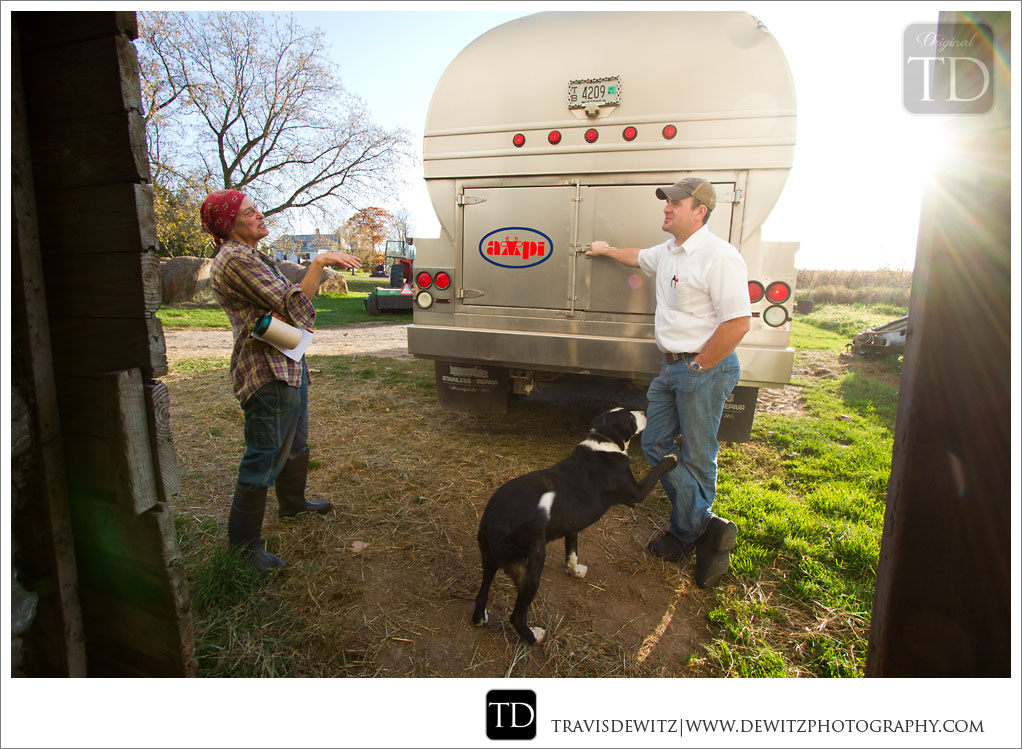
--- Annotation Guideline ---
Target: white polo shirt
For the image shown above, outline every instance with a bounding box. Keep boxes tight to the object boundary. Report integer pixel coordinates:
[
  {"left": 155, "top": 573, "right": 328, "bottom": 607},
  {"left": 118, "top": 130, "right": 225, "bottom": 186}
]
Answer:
[{"left": 637, "top": 224, "right": 751, "bottom": 354}]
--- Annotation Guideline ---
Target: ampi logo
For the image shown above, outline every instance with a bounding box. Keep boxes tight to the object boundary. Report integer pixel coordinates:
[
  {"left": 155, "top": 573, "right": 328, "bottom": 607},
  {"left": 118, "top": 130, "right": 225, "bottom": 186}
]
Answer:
[{"left": 479, "top": 227, "right": 553, "bottom": 269}]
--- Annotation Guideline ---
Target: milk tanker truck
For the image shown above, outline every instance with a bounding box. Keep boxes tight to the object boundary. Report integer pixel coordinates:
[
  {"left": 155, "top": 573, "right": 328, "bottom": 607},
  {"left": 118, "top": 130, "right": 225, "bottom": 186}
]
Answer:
[{"left": 407, "top": 11, "right": 798, "bottom": 441}]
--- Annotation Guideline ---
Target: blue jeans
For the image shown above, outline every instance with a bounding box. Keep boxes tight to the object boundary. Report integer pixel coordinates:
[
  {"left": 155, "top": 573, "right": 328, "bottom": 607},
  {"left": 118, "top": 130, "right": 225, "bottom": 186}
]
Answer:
[
  {"left": 641, "top": 351, "right": 741, "bottom": 543},
  {"left": 237, "top": 370, "right": 309, "bottom": 488}
]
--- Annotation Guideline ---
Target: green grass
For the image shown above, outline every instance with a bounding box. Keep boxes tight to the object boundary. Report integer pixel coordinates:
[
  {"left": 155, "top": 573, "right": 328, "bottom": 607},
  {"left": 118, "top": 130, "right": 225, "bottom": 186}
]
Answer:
[
  {"left": 682, "top": 304, "right": 901, "bottom": 677},
  {"left": 790, "top": 303, "right": 904, "bottom": 352},
  {"left": 158, "top": 306, "right": 230, "bottom": 328},
  {"left": 794, "top": 303, "right": 907, "bottom": 341},
  {"left": 157, "top": 273, "right": 411, "bottom": 329}
]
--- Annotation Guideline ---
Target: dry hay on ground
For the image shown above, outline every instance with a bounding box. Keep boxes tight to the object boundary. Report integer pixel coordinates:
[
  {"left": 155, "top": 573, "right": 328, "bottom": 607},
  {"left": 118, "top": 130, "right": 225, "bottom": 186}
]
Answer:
[{"left": 166, "top": 357, "right": 718, "bottom": 677}]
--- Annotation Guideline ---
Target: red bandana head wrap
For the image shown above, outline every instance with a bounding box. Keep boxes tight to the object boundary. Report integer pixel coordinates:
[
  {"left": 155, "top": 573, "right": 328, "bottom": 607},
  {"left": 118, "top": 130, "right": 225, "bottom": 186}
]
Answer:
[{"left": 200, "top": 189, "right": 248, "bottom": 247}]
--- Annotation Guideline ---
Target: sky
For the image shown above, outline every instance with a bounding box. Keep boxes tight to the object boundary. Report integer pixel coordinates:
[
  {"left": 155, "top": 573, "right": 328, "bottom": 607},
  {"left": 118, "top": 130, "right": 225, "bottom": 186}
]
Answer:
[{"left": 279, "top": 2, "right": 1009, "bottom": 271}]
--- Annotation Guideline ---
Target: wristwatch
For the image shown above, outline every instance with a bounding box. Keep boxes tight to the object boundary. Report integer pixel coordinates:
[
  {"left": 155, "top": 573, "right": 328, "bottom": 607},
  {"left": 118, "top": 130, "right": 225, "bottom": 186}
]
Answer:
[{"left": 687, "top": 360, "right": 702, "bottom": 373}]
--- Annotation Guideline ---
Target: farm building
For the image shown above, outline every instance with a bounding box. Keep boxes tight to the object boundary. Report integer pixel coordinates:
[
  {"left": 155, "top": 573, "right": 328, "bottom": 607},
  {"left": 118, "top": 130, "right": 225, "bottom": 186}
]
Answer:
[{"left": 10, "top": 10, "right": 193, "bottom": 676}]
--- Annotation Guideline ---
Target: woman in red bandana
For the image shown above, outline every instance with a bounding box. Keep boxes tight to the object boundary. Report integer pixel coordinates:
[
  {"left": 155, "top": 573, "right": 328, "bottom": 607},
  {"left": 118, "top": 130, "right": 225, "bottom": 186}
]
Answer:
[{"left": 201, "top": 189, "right": 361, "bottom": 573}]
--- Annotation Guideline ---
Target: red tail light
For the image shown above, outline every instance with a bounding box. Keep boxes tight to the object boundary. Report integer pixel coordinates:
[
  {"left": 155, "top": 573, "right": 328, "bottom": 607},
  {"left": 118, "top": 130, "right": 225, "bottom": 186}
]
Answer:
[
  {"left": 512, "top": 133, "right": 526, "bottom": 148},
  {"left": 584, "top": 128, "right": 599, "bottom": 143},
  {"left": 548, "top": 130, "right": 562, "bottom": 145},
  {"left": 434, "top": 272, "right": 451, "bottom": 290},
  {"left": 416, "top": 271, "right": 433, "bottom": 289},
  {"left": 748, "top": 281, "right": 765, "bottom": 303},
  {"left": 662, "top": 124, "right": 677, "bottom": 140},
  {"left": 622, "top": 126, "right": 637, "bottom": 141},
  {"left": 766, "top": 281, "right": 792, "bottom": 304}
]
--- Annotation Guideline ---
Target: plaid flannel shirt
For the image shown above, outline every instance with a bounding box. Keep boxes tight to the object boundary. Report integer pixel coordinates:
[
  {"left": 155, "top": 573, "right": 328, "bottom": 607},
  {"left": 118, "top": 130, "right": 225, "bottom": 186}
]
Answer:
[{"left": 210, "top": 239, "right": 316, "bottom": 404}]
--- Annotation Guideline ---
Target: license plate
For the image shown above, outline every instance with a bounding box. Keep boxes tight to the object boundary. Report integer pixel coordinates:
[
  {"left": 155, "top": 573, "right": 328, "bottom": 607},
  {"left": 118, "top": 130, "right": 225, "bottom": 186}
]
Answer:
[{"left": 568, "top": 76, "right": 621, "bottom": 109}]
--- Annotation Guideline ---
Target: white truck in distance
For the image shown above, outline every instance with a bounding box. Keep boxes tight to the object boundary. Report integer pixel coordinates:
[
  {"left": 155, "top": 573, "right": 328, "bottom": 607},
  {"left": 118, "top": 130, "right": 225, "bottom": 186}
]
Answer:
[{"left": 407, "top": 11, "right": 798, "bottom": 441}]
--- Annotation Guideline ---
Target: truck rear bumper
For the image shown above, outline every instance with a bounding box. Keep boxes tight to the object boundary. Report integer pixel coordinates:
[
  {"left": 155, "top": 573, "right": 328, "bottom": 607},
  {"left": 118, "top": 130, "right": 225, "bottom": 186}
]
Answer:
[{"left": 407, "top": 324, "right": 794, "bottom": 387}]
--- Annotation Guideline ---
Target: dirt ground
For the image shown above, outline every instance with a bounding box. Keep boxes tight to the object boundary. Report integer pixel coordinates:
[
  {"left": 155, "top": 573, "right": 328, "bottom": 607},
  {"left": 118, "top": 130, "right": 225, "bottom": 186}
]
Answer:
[{"left": 164, "top": 324, "right": 827, "bottom": 676}]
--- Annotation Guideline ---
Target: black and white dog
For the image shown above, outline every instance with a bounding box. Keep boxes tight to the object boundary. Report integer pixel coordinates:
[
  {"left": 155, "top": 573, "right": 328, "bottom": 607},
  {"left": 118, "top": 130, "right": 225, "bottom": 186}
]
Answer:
[{"left": 472, "top": 408, "right": 678, "bottom": 645}]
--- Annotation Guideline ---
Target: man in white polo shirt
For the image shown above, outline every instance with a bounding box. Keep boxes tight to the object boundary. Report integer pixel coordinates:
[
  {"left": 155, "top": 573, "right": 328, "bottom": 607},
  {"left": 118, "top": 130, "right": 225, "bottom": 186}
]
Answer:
[{"left": 587, "top": 177, "right": 751, "bottom": 588}]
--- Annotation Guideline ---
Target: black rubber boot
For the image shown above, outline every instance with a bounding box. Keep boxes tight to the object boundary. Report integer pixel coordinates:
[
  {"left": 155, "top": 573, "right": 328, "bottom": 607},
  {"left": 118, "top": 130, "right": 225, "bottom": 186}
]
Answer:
[
  {"left": 646, "top": 530, "right": 695, "bottom": 562},
  {"left": 228, "top": 483, "right": 287, "bottom": 572},
  {"left": 694, "top": 516, "right": 738, "bottom": 588},
  {"left": 275, "top": 451, "right": 332, "bottom": 518}
]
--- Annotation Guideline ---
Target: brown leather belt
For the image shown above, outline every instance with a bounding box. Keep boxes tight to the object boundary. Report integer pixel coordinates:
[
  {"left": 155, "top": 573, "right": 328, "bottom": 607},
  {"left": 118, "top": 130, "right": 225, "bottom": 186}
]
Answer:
[{"left": 665, "top": 351, "right": 699, "bottom": 363}]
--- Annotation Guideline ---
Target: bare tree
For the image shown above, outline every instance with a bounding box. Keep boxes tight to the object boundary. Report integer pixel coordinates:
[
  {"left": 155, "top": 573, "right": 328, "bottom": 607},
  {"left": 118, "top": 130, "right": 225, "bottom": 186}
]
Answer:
[
  {"left": 390, "top": 207, "right": 414, "bottom": 243},
  {"left": 136, "top": 11, "right": 412, "bottom": 223}
]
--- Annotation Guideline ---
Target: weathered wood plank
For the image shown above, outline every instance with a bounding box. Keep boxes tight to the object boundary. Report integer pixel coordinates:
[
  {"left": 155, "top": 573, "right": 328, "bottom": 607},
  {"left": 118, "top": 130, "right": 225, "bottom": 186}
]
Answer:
[
  {"left": 35, "top": 183, "right": 156, "bottom": 254},
  {"left": 149, "top": 314, "right": 169, "bottom": 379},
  {"left": 47, "top": 315, "right": 166, "bottom": 380},
  {"left": 45, "top": 252, "right": 148, "bottom": 319},
  {"left": 29, "top": 109, "right": 150, "bottom": 190},
  {"left": 15, "top": 10, "right": 138, "bottom": 52},
  {"left": 48, "top": 316, "right": 151, "bottom": 377},
  {"left": 146, "top": 379, "right": 183, "bottom": 501},
  {"left": 142, "top": 251, "right": 162, "bottom": 313},
  {"left": 71, "top": 500, "right": 195, "bottom": 676},
  {"left": 115, "top": 368, "right": 161, "bottom": 514},
  {"left": 9, "top": 17, "right": 88, "bottom": 677},
  {"left": 23, "top": 35, "right": 142, "bottom": 121},
  {"left": 59, "top": 370, "right": 160, "bottom": 514}
]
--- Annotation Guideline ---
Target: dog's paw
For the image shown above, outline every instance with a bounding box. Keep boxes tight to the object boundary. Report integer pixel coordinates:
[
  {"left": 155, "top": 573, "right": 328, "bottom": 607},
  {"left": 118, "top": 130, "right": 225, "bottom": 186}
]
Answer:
[
  {"left": 530, "top": 627, "right": 547, "bottom": 645},
  {"left": 659, "top": 454, "right": 678, "bottom": 469},
  {"left": 566, "top": 561, "right": 588, "bottom": 578},
  {"left": 474, "top": 609, "right": 489, "bottom": 626}
]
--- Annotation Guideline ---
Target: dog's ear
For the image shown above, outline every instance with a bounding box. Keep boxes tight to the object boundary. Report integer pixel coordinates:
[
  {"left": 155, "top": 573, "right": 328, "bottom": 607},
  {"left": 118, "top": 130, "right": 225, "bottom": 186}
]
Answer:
[{"left": 590, "top": 408, "right": 633, "bottom": 444}]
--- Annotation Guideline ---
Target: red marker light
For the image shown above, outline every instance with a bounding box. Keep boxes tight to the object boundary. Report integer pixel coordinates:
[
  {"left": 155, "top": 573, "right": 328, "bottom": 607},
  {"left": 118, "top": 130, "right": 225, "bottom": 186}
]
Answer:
[
  {"left": 766, "top": 281, "right": 791, "bottom": 304},
  {"left": 513, "top": 133, "right": 526, "bottom": 148},
  {"left": 416, "top": 271, "right": 433, "bottom": 289},
  {"left": 433, "top": 272, "right": 451, "bottom": 290},
  {"left": 584, "top": 128, "right": 599, "bottom": 143},
  {"left": 748, "top": 281, "right": 765, "bottom": 303},
  {"left": 548, "top": 130, "right": 562, "bottom": 145},
  {"left": 622, "top": 126, "right": 638, "bottom": 141},
  {"left": 662, "top": 124, "right": 677, "bottom": 140}
]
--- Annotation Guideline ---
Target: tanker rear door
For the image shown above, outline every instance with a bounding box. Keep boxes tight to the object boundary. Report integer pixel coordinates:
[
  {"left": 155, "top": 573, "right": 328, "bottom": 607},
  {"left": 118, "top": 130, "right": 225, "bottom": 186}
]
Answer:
[
  {"left": 460, "top": 181, "right": 738, "bottom": 314},
  {"left": 585, "top": 182, "right": 737, "bottom": 315},
  {"left": 461, "top": 186, "right": 575, "bottom": 311}
]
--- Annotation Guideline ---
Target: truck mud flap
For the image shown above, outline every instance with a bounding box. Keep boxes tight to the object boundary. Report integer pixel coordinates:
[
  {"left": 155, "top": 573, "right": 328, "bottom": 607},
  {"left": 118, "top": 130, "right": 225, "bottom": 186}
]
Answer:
[
  {"left": 434, "top": 361, "right": 510, "bottom": 414},
  {"left": 718, "top": 386, "right": 758, "bottom": 443}
]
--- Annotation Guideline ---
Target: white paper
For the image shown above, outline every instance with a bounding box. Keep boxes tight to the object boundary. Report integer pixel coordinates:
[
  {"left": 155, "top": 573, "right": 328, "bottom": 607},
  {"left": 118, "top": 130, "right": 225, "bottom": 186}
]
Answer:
[{"left": 252, "top": 327, "right": 314, "bottom": 362}]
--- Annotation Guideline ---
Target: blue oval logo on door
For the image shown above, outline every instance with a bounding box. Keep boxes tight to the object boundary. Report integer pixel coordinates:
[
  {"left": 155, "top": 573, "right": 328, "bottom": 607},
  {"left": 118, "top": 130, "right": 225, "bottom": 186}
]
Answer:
[{"left": 479, "top": 227, "right": 553, "bottom": 269}]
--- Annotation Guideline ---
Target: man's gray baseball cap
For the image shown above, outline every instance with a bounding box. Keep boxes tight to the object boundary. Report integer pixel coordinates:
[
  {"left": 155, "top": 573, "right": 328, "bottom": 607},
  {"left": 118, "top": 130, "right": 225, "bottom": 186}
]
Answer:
[{"left": 655, "top": 177, "right": 716, "bottom": 212}]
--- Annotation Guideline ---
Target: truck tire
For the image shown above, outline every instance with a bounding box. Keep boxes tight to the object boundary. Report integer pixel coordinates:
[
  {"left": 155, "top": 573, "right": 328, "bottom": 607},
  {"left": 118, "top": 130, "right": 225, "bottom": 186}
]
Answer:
[{"left": 365, "top": 293, "right": 380, "bottom": 316}]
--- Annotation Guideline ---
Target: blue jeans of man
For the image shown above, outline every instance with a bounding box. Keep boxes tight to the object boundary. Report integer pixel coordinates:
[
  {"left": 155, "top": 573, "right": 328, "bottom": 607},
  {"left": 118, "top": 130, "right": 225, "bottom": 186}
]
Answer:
[
  {"left": 237, "top": 370, "right": 309, "bottom": 489},
  {"left": 641, "top": 351, "right": 740, "bottom": 544}
]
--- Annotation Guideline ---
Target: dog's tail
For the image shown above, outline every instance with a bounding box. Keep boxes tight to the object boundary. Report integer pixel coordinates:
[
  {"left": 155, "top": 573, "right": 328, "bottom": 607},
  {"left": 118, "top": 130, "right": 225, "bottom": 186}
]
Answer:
[{"left": 492, "top": 491, "right": 554, "bottom": 560}]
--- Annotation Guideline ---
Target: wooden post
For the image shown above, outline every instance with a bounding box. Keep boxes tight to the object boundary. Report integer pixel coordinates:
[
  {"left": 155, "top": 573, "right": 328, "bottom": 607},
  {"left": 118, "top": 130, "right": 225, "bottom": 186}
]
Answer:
[{"left": 866, "top": 11, "right": 1011, "bottom": 677}]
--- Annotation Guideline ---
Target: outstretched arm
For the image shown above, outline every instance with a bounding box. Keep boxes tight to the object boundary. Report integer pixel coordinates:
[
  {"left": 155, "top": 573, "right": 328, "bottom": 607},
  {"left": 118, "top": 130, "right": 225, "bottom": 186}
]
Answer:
[
  {"left": 300, "top": 251, "right": 362, "bottom": 300},
  {"left": 586, "top": 240, "right": 642, "bottom": 268}
]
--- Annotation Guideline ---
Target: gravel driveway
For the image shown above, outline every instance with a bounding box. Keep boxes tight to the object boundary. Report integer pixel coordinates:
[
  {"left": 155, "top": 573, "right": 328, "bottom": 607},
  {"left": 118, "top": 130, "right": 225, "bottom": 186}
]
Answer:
[{"left": 164, "top": 322, "right": 412, "bottom": 363}]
